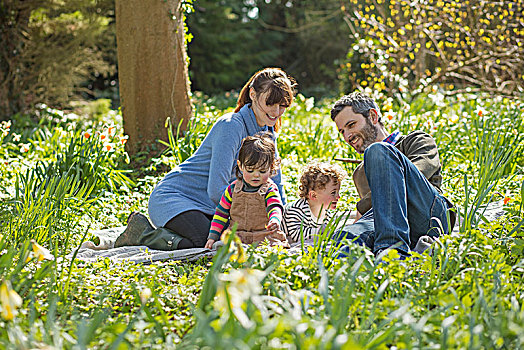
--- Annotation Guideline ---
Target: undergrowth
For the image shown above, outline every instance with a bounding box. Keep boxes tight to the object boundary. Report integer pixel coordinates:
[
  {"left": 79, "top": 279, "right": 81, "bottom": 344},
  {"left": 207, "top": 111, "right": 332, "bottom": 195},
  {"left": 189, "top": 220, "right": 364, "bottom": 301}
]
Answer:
[{"left": 0, "top": 90, "right": 523, "bottom": 349}]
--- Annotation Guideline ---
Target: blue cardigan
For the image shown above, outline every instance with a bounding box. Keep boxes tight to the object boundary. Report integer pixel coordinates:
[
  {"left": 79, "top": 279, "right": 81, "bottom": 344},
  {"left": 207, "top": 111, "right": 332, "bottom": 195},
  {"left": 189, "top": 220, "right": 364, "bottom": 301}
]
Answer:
[{"left": 148, "top": 104, "right": 286, "bottom": 228}]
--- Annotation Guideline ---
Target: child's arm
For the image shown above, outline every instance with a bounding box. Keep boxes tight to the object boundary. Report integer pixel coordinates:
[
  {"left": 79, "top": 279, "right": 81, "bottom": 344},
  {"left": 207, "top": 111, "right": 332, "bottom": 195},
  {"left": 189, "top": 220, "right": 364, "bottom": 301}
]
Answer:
[
  {"left": 205, "top": 183, "right": 234, "bottom": 248},
  {"left": 264, "top": 183, "right": 284, "bottom": 234}
]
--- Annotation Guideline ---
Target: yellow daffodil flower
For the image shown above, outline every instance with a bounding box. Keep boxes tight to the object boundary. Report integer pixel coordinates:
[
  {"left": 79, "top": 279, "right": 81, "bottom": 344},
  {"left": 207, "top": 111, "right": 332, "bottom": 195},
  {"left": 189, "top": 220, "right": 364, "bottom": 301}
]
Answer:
[
  {"left": 31, "top": 240, "right": 53, "bottom": 262},
  {"left": 0, "top": 280, "right": 22, "bottom": 321}
]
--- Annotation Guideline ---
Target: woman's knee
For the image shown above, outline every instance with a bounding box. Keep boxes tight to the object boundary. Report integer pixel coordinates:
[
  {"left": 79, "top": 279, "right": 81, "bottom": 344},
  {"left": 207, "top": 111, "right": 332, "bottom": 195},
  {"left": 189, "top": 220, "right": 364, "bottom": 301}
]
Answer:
[{"left": 164, "top": 211, "right": 211, "bottom": 247}]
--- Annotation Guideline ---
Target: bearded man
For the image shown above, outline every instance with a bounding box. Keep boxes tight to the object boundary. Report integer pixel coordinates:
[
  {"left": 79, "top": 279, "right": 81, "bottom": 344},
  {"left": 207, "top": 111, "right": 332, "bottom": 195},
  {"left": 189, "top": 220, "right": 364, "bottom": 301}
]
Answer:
[{"left": 331, "top": 92, "right": 455, "bottom": 258}]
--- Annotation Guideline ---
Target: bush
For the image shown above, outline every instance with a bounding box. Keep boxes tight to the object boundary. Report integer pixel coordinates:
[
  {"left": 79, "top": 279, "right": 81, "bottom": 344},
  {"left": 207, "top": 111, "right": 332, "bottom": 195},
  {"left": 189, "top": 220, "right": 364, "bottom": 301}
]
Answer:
[
  {"left": 0, "top": 0, "right": 115, "bottom": 118},
  {"left": 338, "top": 0, "right": 524, "bottom": 96}
]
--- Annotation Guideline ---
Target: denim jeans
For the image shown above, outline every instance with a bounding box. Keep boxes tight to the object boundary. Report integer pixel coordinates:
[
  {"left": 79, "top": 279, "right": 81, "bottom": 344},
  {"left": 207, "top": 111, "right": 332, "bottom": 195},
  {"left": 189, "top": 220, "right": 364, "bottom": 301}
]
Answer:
[{"left": 337, "top": 142, "right": 450, "bottom": 255}]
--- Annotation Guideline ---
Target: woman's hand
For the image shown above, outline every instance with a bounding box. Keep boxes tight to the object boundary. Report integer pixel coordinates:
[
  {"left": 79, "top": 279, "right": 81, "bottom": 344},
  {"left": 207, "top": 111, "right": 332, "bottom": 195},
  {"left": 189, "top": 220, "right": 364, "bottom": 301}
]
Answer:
[
  {"left": 205, "top": 239, "right": 216, "bottom": 249},
  {"left": 266, "top": 219, "right": 280, "bottom": 234}
]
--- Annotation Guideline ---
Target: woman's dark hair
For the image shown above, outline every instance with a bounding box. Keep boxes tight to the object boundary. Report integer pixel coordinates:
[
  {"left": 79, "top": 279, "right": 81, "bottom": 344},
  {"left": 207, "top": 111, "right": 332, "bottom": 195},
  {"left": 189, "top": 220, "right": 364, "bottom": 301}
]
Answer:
[
  {"left": 235, "top": 132, "right": 280, "bottom": 180},
  {"left": 235, "top": 67, "right": 296, "bottom": 132}
]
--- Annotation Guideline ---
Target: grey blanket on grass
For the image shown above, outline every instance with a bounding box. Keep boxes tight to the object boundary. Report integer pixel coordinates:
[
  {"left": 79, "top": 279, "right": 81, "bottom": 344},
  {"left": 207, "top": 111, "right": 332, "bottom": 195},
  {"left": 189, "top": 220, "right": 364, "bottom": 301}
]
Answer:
[{"left": 71, "top": 201, "right": 505, "bottom": 264}]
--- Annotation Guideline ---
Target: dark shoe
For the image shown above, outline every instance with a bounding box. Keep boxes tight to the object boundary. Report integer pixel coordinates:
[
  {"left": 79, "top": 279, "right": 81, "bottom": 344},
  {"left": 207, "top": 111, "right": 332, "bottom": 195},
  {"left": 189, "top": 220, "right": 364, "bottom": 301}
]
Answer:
[
  {"left": 114, "top": 212, "right": 155, "bottom": 248},
  {"left": 140, "top": 227, "right": 185, "bottom": 251}
]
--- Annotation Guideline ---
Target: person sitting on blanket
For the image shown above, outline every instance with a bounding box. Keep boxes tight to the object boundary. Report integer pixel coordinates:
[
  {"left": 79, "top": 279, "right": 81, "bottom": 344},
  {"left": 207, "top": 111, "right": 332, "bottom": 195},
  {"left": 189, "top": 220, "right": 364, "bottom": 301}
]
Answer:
[
  {"left": 204, "top": 132, "right": 289, "bottom": 249},
  {"left": 113, "top": 68, "right": 296, "bottom": 251},
  {"left": 330, "top": 92, "right": 456, "bottom": 258},
  {"left": 283, "top": 161, "right": 346, "bottom": 243}
]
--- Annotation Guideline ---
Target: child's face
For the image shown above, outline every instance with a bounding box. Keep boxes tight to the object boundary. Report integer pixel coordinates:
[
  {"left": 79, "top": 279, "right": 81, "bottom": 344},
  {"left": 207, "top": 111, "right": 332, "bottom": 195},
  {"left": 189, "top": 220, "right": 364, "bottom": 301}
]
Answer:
[
  {"left": 310, "top": 180, "right": 341, "bottom": 210},
  {"left": 238, "top": 161, "right": 271, "bottom": 187}
]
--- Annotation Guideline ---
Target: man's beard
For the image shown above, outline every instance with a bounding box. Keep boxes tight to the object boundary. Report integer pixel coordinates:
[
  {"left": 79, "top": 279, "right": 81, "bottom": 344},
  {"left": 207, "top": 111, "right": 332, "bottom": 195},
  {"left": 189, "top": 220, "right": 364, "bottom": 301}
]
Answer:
[{"left": 356, "top": 117, "right": 378, "bottom": 153}]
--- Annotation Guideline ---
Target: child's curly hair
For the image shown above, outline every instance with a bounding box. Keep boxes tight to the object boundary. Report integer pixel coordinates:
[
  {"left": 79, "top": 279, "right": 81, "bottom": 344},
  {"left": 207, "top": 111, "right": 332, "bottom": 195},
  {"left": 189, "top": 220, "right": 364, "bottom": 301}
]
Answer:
[{"left": 299, "top": 162, "right": 346, "bottom": 198}]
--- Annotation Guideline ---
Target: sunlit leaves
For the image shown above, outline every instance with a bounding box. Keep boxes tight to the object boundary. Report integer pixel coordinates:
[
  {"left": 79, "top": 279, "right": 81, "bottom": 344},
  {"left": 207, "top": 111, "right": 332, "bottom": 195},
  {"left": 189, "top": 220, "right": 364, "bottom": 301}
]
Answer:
[{"left": 339, "top": 0, "right": 523, "bottom": 95}]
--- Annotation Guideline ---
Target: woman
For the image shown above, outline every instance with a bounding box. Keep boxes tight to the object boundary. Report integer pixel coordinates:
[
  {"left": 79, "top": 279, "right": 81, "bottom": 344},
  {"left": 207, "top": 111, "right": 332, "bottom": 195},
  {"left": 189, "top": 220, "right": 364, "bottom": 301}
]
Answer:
[{"left": 114, "top": 67, "right": 296, "bottom": 250}]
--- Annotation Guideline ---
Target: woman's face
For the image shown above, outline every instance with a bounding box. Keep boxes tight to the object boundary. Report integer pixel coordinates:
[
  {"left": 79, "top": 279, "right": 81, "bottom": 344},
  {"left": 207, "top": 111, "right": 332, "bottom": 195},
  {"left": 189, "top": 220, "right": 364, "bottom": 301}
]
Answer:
[{"left": 250, "top": 90, "right": 288, "bottom": 128}]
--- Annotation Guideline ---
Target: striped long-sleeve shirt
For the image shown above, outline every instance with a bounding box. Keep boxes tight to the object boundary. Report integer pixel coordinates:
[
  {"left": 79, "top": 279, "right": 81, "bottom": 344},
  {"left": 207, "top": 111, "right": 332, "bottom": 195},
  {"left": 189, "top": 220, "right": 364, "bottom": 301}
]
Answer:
[
  {"left": 208, "top": 180, "right": 283, "bottom": 241},
  {"left": 282, "top": 198, "right": 333, "bottom": 243}
]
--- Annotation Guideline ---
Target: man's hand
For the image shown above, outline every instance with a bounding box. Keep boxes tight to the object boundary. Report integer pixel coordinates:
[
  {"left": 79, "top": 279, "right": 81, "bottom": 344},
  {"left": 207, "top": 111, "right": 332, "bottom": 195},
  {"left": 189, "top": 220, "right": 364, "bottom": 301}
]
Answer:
[
  {"left": 354, "top": 210, "right": 362, "bottom": 223},
  {"left": 266, "top": 219, "right": 280, "bottom": 234},
  {"left": 204, "top": 239, "right": 215, "bottom": 249}
]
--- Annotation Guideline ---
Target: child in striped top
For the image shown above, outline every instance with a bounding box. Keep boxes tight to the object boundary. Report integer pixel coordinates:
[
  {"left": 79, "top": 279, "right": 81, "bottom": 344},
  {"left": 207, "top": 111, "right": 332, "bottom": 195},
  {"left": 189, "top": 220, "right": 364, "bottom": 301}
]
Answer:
[
  {"left": 204, "top": 132, "right": 289, "bottom": 249},
  {"left": 283, "top": 162, "right": 346, "bottom": 243}
]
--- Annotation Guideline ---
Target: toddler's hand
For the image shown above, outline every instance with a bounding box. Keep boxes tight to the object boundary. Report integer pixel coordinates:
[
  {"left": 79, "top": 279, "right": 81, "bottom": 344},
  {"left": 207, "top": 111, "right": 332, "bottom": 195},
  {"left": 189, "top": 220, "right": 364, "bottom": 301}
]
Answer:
[
  {"left": 205, "top": 239, "right": 215, "bottom": 249},
  {"left": 266, "top": 220, "right": 279, "bottom": 234}
]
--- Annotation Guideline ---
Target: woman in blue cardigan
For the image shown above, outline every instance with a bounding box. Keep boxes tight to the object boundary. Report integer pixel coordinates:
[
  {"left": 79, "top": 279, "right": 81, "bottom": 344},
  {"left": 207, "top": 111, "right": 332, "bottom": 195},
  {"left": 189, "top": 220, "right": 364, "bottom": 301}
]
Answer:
[{"left": 114, "top": 68, "right": 296, "bottom": 250}]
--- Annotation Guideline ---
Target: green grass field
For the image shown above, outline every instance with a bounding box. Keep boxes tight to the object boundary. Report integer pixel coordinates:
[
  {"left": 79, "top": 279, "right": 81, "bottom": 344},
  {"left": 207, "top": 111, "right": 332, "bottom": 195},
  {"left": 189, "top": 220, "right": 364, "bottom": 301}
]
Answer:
[{"left": 0, "top": 89, "right": 523, "bottom": 349}]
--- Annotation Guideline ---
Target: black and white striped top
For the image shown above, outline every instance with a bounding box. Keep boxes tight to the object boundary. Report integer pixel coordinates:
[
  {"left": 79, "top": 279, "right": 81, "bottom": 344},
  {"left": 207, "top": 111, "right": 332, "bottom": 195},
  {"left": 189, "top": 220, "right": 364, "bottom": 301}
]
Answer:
[{"left": 283, "top": 198, "right": 333, "bottom": 243}]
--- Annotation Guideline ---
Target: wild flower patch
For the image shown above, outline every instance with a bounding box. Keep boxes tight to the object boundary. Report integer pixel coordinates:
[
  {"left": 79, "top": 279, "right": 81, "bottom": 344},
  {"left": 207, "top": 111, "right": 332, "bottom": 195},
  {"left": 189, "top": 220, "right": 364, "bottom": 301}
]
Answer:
[{"left": 0, "top": 91, "right": 523, "bottom": 348}]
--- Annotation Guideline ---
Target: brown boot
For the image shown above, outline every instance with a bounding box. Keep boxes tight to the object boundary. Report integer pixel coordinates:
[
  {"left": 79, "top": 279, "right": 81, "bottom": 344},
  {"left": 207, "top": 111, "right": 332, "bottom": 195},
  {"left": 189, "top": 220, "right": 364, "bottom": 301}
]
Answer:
[{"left": 114, "top": 212, "right": 155, "bottom": 248}]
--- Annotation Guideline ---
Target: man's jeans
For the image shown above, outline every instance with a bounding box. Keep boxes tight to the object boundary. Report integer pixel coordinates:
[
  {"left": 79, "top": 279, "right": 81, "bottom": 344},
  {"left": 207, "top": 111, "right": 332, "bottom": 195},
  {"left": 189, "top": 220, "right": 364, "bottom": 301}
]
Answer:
[{"left": 337, "top": 142, "right": 450, "bottom": 255}]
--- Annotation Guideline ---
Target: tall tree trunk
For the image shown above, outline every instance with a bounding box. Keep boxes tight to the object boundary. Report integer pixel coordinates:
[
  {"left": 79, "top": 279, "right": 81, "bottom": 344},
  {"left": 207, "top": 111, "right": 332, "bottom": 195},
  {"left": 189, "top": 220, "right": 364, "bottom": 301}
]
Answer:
[{"left": 116, "top": 0, "right": 192, "bottom": 153}]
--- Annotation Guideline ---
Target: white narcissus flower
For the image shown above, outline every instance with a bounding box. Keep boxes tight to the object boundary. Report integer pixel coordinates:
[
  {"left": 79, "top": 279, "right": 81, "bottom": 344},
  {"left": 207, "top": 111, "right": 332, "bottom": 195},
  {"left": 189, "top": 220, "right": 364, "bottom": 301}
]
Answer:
[
  {"left": 214, "top": 268, "right": 266, "bottom": 327},
  {"left": 140, "top": 287, "right": 152, "bottom": 304},
  {"left": 474, "top": 106, "right": 487, "bottom": 117},
  {"left": 107, "top": 126, "right": 116, "bottom": 137}
]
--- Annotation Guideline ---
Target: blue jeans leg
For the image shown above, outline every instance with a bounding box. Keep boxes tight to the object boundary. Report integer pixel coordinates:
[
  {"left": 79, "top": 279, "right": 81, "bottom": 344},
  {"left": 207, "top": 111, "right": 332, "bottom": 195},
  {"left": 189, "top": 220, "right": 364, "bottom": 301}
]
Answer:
[
  {"left": 335, "top": 209, "right": 375, "bottom": 250},
  {"left": 364, "top": 142, "right": 449, "bottom": 255}
]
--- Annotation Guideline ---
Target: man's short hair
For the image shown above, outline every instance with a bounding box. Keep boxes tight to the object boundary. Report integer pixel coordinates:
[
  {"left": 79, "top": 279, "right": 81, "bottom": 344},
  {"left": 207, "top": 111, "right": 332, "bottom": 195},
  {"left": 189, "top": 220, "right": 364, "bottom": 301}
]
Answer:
[{"left": 330, "top": 92, "right": 382, "bottom": 123}]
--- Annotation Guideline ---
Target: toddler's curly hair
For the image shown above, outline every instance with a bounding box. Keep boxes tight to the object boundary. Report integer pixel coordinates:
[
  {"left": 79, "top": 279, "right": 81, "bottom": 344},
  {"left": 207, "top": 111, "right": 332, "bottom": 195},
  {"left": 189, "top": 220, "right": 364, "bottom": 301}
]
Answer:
[{"left": 299, "top": 162, "right": 346, "bottom": 198}]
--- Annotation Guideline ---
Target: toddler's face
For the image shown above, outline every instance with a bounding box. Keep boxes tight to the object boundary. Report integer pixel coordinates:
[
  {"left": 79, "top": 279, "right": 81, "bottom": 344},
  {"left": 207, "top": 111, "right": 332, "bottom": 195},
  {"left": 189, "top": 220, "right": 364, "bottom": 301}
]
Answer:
[
  {"left": 238, "top": 161, "right": 271, "bottom": 187},
  {"left": 311, "top": 180, "right": 341, "bottom": 210}
]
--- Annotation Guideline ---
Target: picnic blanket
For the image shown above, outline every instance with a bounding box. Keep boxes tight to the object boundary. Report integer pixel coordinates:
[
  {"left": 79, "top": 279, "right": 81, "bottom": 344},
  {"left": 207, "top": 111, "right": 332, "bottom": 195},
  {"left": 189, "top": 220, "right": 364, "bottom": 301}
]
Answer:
[
  {"left": 71, "top": 201, "right": 506, "bottom": 264},
  {"left": 70, "top": 226, "right": 216, "bottom": 264}
]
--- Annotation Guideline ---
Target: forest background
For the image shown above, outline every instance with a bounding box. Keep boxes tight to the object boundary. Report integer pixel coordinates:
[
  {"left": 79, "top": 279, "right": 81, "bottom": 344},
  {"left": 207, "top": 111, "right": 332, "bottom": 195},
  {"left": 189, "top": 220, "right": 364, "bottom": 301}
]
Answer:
[{"left": 1, "top": 0, "right": 521, "bottom": 119}]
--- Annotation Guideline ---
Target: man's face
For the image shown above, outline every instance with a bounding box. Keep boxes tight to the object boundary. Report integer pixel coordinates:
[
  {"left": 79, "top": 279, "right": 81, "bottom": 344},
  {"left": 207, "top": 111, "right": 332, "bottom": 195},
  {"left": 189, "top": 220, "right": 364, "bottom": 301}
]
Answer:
[{"left": 334, "top": 106, "right": 378, "bottom": 154}]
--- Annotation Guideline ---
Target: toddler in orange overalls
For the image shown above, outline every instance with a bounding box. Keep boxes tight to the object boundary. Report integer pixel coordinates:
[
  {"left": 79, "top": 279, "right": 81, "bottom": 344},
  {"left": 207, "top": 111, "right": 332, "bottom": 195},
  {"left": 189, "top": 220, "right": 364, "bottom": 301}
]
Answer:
[{"left": 204, "top": 132, "right": 289, "bottom": 249}]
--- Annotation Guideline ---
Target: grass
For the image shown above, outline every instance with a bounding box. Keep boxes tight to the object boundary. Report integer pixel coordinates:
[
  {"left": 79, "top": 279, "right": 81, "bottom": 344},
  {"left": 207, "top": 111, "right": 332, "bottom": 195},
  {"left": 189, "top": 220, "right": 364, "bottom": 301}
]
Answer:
[{"left": 0, "top": 89, "right": 523, "bottom": 348}]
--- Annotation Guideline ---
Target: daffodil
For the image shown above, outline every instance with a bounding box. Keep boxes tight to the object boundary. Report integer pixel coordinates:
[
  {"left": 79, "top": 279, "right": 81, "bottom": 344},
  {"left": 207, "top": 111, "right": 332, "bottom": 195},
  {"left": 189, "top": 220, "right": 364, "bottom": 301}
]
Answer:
[
  {"left": 140, "top": 287, "right": 152, "bottom": 304},
  {"left": 221, "top": 230, "right": 246, "bottom": 264},
  {"left": 214, "top": 268, "right": 265, "bottom": 327},
  {"left": 31, "top": 240, "right": 53, "bottom": 262},
  {"left": 474, "top": 107, "right": 487, "bottom": 117},
  {"left": 0, "top": 279, "right": 22, "bottom": 321}
]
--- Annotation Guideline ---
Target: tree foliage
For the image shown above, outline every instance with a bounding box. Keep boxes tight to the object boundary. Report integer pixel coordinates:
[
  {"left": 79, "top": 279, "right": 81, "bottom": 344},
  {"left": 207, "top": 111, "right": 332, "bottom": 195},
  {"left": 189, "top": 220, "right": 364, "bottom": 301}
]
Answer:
[
  {"left": 187, "top": 0, "right": 349, "bottom": 97},
  {"left": 187, "top": 0, "right": 283, "bottom": 94},
  {"left": 0, "top": 0, "right": 115, "bottom": 119},
  {"left": 338, "top": 0, "right": 524, "bottom": 95}
]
